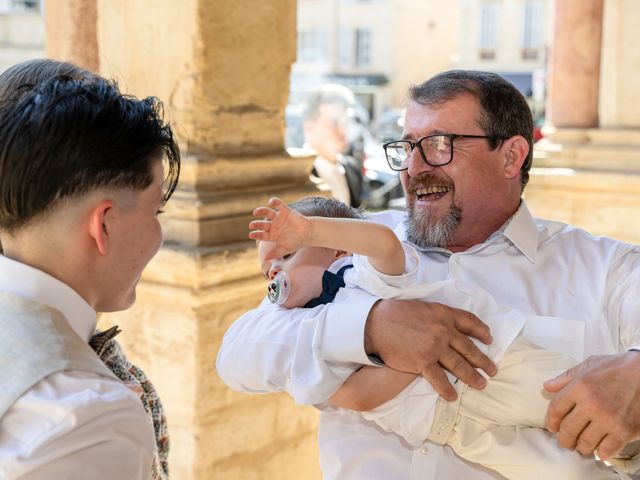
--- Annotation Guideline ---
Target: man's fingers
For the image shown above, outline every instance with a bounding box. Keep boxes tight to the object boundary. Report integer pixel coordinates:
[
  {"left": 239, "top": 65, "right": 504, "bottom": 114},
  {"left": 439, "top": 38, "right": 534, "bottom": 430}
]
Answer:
[
  {"left": 574, "top": 422, "right": 606, "bottom": 456},
  {"left": 543, "top": 365, "right": 576, "bottom": 394},
  {"left": 596, "top": 434, "right": 625, "bottom": 461},
  {"left": 439, "top": 348, "right": 487, "bottom": 390},
  {"left": 453, "top": 309, "right": 492, "bottom": 345},
  {"left": 451, "top": 331, "right": 496, "bottom": 377},
  {"left": 555, "top": 406, "right": 588, "bottom": 449},
  {"left": 545, "top": 388, "right": 577, "bottom": 433},
  {"left": 421, "top": 364, "right": 457, "bottom": 402}
]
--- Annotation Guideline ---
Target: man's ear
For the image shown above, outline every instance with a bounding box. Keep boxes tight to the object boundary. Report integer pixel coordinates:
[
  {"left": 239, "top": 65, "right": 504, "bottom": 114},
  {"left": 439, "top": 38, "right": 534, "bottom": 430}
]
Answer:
[
  {"left": 87, "top": 200, "right": 114, "bottom": 256},
  {"left": 502, "top": 135, "right": 529, "bottom": 179}
]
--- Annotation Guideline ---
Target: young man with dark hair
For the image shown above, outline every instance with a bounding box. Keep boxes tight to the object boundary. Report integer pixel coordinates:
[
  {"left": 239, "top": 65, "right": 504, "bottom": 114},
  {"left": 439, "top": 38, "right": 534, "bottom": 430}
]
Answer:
[{"left": 0, "top": 75, "right": 180, "bottom": 479}]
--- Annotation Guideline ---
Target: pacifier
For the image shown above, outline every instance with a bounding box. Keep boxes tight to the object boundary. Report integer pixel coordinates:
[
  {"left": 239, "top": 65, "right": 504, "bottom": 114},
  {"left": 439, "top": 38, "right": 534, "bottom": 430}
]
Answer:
[{"left": 267, "top": 271, "right": 291, "bottom": 306}]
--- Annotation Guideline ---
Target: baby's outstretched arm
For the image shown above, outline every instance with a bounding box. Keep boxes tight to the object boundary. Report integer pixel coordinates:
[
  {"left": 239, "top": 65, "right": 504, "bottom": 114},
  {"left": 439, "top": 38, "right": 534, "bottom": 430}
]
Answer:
[
  {"left": 249, "top": 197, "right": 405, "bottom": 275},
  {"left": 330, "top": 366, "right": 418, "bottom": 411}
]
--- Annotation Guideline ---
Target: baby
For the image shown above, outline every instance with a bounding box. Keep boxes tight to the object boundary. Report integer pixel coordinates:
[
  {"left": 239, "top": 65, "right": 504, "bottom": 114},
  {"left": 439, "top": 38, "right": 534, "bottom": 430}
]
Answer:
[{"left": 249, "top": 195, "right": 634, "bottom": 480}]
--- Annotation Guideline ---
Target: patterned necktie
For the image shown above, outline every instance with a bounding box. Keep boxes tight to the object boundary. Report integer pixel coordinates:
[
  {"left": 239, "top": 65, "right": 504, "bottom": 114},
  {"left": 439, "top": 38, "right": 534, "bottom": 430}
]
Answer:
[{"left": 90, "top": 326, "right": 169, "bottom": 480}]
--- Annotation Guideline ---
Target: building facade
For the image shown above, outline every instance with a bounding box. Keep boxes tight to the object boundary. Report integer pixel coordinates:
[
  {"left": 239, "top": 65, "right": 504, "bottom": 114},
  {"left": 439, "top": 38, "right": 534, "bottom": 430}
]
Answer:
[{"left": 292, "top": 0, "right": 550, "bottom": 122}]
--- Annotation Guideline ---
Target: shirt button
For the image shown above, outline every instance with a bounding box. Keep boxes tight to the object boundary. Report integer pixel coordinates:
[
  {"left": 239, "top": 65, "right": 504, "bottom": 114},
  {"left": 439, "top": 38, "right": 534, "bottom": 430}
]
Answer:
[{"left": 421, "top": 446, "right": 429, "bottom": 455}]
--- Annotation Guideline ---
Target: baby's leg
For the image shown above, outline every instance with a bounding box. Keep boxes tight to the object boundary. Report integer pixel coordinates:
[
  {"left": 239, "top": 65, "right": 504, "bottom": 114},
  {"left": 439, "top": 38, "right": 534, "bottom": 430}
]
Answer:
[
  {"left": 445, "top": 419, "right": 618, "bottom": 480},
  {"left": 427, "top": 336, "right": 619, "bottom": 478},
  {"left": 461, "top": 335, "right": 576, "bottom": 427}
]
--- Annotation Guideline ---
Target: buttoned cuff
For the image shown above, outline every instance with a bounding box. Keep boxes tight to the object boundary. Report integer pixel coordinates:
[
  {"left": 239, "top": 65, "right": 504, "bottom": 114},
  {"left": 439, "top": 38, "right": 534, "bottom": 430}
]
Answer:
[{"left": 321, "top": 289, "right": 379, "bottom": 366}]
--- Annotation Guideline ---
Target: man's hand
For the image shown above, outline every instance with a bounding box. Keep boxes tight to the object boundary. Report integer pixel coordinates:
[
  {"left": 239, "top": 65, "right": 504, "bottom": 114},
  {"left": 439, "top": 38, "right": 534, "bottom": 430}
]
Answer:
[
  {"left": 364, "top": 299, "right": 496, "bottom": 401},
  {"left": 544, "top": 352, "right": 640, "bottom": 460}
]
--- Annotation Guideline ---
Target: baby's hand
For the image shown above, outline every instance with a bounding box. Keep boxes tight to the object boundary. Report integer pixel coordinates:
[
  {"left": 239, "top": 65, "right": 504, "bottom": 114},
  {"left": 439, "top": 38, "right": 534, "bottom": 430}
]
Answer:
[{"left": 249, "top": 197, "right": 312, "bottom": 260}]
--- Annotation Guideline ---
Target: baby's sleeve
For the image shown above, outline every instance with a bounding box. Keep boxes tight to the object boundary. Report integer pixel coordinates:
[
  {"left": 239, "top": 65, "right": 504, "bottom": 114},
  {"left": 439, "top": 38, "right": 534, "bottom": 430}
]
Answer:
[{"left": 345, "top": 243, "right": 421, "bottom": 298}]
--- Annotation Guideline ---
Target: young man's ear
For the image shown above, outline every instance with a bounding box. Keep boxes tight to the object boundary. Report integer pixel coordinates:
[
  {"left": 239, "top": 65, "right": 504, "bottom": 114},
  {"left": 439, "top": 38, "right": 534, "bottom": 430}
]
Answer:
[
  {"left": 502, "top": 135, "right": 529, "bottom": 179},
  {"left": 87, "top": 200, "right": 114, "bottom": 256}
]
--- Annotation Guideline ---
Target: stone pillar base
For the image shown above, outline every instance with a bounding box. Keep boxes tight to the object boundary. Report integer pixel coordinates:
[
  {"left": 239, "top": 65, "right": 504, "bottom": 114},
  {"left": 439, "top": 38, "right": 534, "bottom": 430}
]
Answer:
[
  {"left": 528, "top": 127, "right": 640, "bottom": 244},
  {"left": 101, "top": 244, "right": 322, "bottom": 480}
]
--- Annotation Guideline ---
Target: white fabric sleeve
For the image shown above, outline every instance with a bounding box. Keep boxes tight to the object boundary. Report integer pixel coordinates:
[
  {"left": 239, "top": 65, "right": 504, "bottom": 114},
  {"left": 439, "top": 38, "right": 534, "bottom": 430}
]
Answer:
[
  {"left": 604, "top": 246, "right": 640, "bottom": 352},
  {"left": 345, "top": 243, "right": 421, "bottom": 297},
  {"left": 216, "top": 288, "right": 379, "bottom": 405},
  {"left": 0, "top": 372, "right": 154, "bottom": 480}
]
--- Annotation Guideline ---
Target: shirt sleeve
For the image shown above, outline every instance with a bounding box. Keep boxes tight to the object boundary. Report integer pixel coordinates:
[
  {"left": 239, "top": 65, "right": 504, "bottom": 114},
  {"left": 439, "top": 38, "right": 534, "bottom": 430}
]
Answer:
[
  {"left": 216, "top": 289, "right": 379, "bottom": 405},
  {"left": 604, "top": 246, "right": 640, "bottom": 352},
  {"left": 0, "top": 371, "right": 155, "bottom": 480},
  {"left": 346, "top": 243, "right": 421, "bottom": 297}
]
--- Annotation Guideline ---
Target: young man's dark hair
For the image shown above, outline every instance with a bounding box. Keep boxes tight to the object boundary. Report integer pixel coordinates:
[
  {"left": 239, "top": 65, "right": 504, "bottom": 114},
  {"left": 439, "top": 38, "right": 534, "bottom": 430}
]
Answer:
[
  {"left": 0, "top": 68, "right": 181, "bottom": 478},
  {"left": 0, "top": 75, "right": 180, "bottom": 231},
  {"left": 409, "top": 70, "right": 534, "bottom": 189},
  {"left": 0, "top": 58, "right": 93, "bottom": 106}
]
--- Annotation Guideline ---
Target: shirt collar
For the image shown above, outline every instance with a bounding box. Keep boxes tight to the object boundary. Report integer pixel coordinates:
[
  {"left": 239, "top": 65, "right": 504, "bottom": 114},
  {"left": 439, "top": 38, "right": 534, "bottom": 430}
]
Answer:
[
  {"left": 0, "top": 255, "right": 97, "bottom": 342},
  {"left": 500, "top": 200, "right": 539, "bottom": 264},
  {"left": 395, "top": 200, "right": 539, "bottom": 263}
]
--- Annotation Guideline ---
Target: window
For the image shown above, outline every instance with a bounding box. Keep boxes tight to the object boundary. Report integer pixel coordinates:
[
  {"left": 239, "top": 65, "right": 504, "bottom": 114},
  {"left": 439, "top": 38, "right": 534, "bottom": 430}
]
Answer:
[
  {"left": 354, "top": 28, "right": 371, "bottom": 67},
  {"left": 0, "top": 0, "right": 40, "bottom": 13},
  {"left": 298, "top": 29, "right": 326, "bottom": 63},
  {"left": 521, "top": 1, "right": 542, "bottom": 60},
  {"left": 479, "top": 2, "right": 499, "bottom": 60}
]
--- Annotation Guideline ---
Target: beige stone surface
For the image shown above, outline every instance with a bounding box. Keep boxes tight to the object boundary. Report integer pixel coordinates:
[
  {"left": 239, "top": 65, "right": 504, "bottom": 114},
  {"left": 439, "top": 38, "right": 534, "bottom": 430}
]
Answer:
[
  {"left": 88, "top": 1, "right": 322, "bottom": 479},
  {"left": 44, "top": 0, "right": 98, "bottom": 72},
  {"left": 599, "top": 0, "right": 640, "bottom": 127},
  {"left": 546, "top": 0, "right": 603, "bottom": 127},
  {"left": 97, "top": 0, "right": 296, "bottom": 156},
  {"left": 525, "top": 167, "right": 640, "bottom": 245},
  {"left": 101, "top": 245, "right": 322, "bottom": 480}
]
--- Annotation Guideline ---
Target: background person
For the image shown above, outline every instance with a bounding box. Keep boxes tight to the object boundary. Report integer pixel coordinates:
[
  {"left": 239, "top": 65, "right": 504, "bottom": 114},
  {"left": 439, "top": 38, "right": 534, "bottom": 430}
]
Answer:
[
  {"left": 217, "top": 70, "right": 640, "bottom": 479},
  {"left": 302, "top": 84, "right": 364, "bottom": 207},
  {"left": 0, "top": 74, "right": 180, "bottom": 479}
]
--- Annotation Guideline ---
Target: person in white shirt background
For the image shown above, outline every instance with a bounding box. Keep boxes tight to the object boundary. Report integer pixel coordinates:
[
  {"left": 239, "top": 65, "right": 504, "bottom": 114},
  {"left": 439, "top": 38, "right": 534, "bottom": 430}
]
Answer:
[
  {"left": 302, "top": 84, "right": 364, "bottom": 208},
  {"left": 247, "top": 195, "right": 633, "bottom": 479},
  {"left": 0, "top": 68, "right": 180, "bottom": 479},
  {"left": 217, "top": 70, "right": 640, "bottom": 479}
]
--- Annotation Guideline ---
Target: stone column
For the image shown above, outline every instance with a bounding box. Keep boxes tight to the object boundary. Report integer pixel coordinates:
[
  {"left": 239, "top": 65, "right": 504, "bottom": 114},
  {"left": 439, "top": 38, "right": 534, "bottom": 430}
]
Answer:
[
  {"left": 44, "top": 0, "right": 99, "bottom": 72},
  {"left": 47, "top": 1, "right": 322, "bottom": 479},
  {"left": 545, "top": 0, "right": 603, "bottom": 128},
  {"left": 529, "top": 0, "right": 640, "bottom": 243}
]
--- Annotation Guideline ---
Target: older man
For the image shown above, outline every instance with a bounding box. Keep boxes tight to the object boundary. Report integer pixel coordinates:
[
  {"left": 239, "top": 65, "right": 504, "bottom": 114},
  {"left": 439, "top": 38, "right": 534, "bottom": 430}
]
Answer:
[{"left": 217, "top": 70, "right": 640, "bottom": 479}]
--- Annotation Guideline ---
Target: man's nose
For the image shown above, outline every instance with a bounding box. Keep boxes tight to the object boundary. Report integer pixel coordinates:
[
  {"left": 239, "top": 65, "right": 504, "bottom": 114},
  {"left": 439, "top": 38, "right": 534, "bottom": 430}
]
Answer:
[{"left": 406, "top": 147, "right": 436, "bottom": 177}]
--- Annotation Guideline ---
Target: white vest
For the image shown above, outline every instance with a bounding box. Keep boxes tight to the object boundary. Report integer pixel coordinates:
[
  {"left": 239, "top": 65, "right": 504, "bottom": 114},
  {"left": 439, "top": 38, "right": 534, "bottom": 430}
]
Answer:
[{"left": 0, "top": 291, "right": 116, "bottom": 419}]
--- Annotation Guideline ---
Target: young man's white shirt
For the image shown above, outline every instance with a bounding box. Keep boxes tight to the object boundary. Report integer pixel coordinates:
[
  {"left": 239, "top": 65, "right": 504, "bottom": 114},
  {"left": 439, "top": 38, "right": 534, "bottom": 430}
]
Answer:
[
  {"left": 217, "top": 201, "right": 640, "bottom": 480},
  {"left": 0, "top": 255, "right": 155, "bottom": 480}
]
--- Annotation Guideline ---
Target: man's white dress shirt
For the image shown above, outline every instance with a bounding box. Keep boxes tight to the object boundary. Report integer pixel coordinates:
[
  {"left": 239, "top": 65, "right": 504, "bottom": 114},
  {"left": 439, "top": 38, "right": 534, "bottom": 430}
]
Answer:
[
  {"left": 0, "top": 255, "right": 155, "bottom": 479},
  {"left": 216, "top": 201, "right": 640, "bottom": 480}
]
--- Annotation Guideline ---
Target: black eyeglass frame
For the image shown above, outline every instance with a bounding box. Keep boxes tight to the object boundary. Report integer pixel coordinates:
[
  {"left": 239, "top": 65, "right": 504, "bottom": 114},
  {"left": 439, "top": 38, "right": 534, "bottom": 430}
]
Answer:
[{"left": 382, "top": 133, "right": 507, "bottom": 171}]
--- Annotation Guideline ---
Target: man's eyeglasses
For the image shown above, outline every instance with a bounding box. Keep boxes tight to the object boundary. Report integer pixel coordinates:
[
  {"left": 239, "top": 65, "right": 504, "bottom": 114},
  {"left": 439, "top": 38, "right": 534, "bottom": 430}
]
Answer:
[{"left": 382, "top": 134, "right": 506, "bottom": 171}]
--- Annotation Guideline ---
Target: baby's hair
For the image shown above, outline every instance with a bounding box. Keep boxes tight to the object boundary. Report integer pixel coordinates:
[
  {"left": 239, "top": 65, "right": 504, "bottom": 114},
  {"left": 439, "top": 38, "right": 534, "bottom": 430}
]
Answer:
[{"left": 289, "top": 196, "right": 364, "bottom": 220}]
